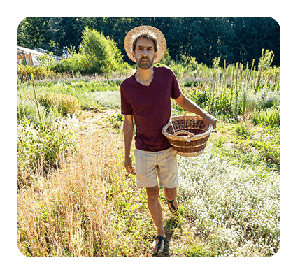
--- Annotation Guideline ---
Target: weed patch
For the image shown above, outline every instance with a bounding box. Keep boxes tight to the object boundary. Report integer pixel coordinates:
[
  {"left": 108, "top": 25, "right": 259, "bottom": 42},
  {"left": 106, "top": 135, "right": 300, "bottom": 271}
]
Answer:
[{"left": 178, "top": 147, "right": 280, "bottom": 257}]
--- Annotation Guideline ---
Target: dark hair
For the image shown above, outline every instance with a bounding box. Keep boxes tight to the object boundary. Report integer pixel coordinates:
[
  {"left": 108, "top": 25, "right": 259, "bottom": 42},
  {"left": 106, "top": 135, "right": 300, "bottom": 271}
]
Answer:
[{"left": 132, "top": 34, "right": 158, "bottom": 52}]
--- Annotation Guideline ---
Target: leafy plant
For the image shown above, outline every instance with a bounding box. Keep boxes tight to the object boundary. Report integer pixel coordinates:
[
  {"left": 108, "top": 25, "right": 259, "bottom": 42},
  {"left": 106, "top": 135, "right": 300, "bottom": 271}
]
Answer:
[
  {"left": 252, "top": 107, "right": 280, "bottom": 127},
  {"left": 17, "top": 115, "right": 78, "bottom": 188},
  {"left": 53, "top": 27, "right": 131, "bottom": 74},
  {"left": 17, "top": 64, "right": 54, "bottom": 81}
]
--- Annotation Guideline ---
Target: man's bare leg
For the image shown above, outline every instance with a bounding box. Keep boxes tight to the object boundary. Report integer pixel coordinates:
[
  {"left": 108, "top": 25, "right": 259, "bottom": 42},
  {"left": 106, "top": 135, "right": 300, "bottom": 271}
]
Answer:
[
  {"left": 146, "top": 185, "right": 165, "bottom": 252},
  {"left": 164, "top": 187, "right": 178, "bottom": 210},
  {"left": 146, "top": 186, "right": 165, "bottom": 236}
]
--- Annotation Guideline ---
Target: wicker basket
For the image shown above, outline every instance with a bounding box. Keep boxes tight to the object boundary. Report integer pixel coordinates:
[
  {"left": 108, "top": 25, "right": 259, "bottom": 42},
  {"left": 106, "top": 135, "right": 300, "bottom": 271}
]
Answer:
[{"left": 162, "top": 112, "right": 213, "bottom": 157}]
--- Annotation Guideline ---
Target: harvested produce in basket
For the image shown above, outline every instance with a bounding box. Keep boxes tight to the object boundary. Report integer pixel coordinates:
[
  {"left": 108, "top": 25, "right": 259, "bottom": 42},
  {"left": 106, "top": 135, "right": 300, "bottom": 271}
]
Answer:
[{"left": 162, "top": 112, "right": 213, "bottom": 157}]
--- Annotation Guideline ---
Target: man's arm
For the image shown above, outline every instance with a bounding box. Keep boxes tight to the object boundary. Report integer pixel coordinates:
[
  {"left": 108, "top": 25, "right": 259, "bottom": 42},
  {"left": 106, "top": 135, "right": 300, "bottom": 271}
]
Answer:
[
  {"left": 123, "top": 114, "right": 135, "bottom": 174},
  {"left": 175, "top": 93, "right": 217, "bottom": 129}
]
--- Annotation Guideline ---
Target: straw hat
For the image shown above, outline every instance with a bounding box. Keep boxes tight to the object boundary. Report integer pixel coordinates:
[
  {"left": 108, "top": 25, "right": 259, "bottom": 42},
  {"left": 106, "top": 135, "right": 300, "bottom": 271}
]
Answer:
[{"left": 124, "top": 25, "right": 166, "bottom": 64}]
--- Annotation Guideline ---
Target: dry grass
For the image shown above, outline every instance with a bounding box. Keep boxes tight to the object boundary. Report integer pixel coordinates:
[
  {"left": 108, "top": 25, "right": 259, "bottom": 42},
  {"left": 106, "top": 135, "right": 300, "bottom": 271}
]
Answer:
[
  {"left": 17, "top": 110, "right": 206, "bottom": 257},
  {"left": 38, "top": 92, "right": 81, "bottom": 115},
  {"left": 17, "top": 111, "right": 127, "bottom": 256}
]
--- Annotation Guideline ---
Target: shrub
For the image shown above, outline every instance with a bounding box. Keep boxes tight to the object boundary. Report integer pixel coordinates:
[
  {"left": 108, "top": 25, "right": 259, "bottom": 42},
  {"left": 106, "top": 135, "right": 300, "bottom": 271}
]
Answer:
[
  {"left": 55, "top": 53, "right": 89, "bottom": 74},
  {"left": 256, "top": 90, "right": 280, "bottom": 110},
  {"left": 37, "top": 92, "right": 81, "bottom": 115},
  {"left": 184, "top": 87, "right": 209, "bottom": 107},
  {"left": 17, "top": 64, "right": 54, "bottom": 81},
  {"left": 81, "top": 27, "right": 123, "bottom": 73},
  {"left": 17, "top": 115, "right": 79, "bottom": 189},
  {"left": 17, "top": 97, "right": 61, "bottom": 126},
  {"left": 54, "top": 27, "right": 131, "bottom": 74},
  {"left": 252, "top": 107, "right": 280, "bottom": 127}
]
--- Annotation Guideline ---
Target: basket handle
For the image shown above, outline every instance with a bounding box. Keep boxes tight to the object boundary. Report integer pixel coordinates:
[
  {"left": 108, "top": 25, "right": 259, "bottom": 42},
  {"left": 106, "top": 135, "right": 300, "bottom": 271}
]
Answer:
[
  {"left": 183, "top": 111, "right": 202, "bottom": 119},
  {"left": 172, "top": 130, "right": 195, "bottom": 142}
]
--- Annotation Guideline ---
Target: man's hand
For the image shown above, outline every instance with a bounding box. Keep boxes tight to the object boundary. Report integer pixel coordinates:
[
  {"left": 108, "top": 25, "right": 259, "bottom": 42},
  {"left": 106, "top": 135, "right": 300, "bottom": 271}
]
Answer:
[
  {"left": 124, "top": 156, "right": 135, "bottom": 174},
  {"left": 202, "top": 113, "right": 217, "bottom": 130},
  {"left": 175, "top": 94, "right": 217, "bottom": 130}
]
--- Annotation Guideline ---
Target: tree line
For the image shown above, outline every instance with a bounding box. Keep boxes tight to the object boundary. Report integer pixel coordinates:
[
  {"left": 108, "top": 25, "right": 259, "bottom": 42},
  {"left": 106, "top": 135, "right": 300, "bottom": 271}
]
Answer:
[{"left": 17, "top": 17, "right": 280, "bottom": 68}]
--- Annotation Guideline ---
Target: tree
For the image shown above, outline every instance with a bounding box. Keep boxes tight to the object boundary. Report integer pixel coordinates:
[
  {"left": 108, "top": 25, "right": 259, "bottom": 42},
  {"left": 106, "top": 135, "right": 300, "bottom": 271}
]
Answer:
[
  {"left": 17, "top": 17, "right": 280, "bottom": 68},
  {"left": 56, "top": 27, "right": 126, "bottom": 74},
  {"left": 81, "top": 27, "right": 123, "bottom": 73},
  {"left": 17, "top": 17, "right": 51, "bottom": 50}
]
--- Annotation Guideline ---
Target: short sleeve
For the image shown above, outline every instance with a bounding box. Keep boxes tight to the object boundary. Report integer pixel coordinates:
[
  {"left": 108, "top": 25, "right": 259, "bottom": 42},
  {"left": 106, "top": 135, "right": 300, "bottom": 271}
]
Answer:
[
  {"left": 170, "top": 69, "right": 181, "bottom": 99},
  {"left": 120, "top": 82, "right": 133, "bottom": 115}
]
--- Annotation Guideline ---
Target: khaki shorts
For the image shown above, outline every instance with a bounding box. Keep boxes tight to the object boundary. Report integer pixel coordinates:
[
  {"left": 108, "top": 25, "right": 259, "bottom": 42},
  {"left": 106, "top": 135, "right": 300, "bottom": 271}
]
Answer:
[{"left": 134, "top": 147, "right": 179, "bottom": 188}]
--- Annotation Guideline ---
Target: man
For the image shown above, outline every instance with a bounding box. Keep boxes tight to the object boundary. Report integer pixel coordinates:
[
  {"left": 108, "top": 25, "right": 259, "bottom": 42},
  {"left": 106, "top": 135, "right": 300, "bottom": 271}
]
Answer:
[{"left": 120, "top": 26, "right": 217, "bottom": 254}]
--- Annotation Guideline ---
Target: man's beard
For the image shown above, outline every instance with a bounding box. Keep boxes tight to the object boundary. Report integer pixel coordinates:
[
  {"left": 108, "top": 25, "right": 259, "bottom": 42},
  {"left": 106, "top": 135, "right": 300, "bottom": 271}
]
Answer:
[{"left": 137, "top": 56, "right": 154, "bottom": 69}]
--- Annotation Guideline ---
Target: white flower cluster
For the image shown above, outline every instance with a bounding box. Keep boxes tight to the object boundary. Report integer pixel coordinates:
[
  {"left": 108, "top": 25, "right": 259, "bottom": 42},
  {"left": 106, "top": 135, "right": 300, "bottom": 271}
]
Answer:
[{"left": 178, "top": 144, "right": 280, "bottom": 256}]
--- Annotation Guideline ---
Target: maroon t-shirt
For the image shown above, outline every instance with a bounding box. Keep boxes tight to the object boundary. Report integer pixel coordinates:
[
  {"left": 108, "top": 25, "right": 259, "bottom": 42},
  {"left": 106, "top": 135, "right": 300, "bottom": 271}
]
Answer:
[{"left": 120, "top": 66, "right": 181, "bottom": 152}]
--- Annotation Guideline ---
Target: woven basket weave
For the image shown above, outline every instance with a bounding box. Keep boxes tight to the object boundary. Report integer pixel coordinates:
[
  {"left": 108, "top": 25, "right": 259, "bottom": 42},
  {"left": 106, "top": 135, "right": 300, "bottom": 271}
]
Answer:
[{"left": 162, "top": 112, "right": 213, "bottom": 157}]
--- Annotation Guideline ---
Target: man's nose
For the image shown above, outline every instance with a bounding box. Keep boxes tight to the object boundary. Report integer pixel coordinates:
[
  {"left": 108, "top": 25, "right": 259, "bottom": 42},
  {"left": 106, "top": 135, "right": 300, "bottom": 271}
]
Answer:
[{"left": 141, "top": 49, "right": 149, "bottom": 56}]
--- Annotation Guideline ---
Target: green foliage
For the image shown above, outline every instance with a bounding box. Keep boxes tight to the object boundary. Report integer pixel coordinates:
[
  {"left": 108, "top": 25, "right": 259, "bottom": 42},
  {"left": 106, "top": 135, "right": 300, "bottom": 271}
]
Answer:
[
  {"left": 17, "top": 49, "right": 280, "bottom": 256},
  {"left": 17, "top": 116, "right": 78, "bottom": 188},
  {"left": 36, "top": 52, "right": 57, "bottom": 68},
  {"left": 54, "top": 27, "right": 131, "bottom": 74},
  {"left": 171, "top": 51, "right": 280, "bottom": 119},
  {"left": 235, "top": 122, "right": 252, "bottom": 139},
  {"left": 18, "top": 79, "right": 124, "bottom": 112},
  {"left": 17, "top": 17, "right": 280, "bottom": 67},
  {"left": 252, "top": 107, "right": 280, "bottom": 127},
  {"left": 55, "top": 52, "right": 89, "bottom": 74},
  {"left": 258, "top": 49, "right": 274, "bottom": 71},
  {"left": 81, "top": 27, "right": 123, "bottom": 72},
  {"left": 17, "top": 96, "right": 61, "bottom": 126},
  {"left": 109, "top": 113, "right": 124, "bottom": 132},
  {"left": 186, "top": 86, "right": 209, "bottom": 106},
  {"left": 17, "top": 64, "right": 54, "bottom": 81},
  {"left": 158, "top": 48, "right": 174, "bottom": 67}
]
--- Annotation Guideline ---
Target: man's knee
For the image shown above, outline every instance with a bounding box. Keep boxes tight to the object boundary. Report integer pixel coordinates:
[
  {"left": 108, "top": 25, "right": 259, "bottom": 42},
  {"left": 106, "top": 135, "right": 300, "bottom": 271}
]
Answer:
[
  {"left": 146, "top": 185, "right": 159, "bottom": 201},
  {"left": 164, "top": 187, "right": 177, "bottom": 200}
]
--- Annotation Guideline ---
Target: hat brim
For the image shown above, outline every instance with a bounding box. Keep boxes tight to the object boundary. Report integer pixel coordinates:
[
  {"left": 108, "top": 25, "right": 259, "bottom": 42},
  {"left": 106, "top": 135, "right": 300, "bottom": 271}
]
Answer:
[{"left": 124, "top": 25, "right": 166, "bottom": 64}]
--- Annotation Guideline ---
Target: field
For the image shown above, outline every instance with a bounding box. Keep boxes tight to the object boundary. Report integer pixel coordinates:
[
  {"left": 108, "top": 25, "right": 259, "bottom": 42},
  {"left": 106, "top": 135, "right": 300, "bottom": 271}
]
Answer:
[{"left": 17, "top": 60, "right": 280, "bottom": 257}]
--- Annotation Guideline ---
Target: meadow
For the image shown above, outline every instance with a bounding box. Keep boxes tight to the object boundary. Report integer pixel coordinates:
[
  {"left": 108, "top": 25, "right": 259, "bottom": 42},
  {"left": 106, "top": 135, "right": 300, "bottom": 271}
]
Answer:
[{"left": 17, "top": 54, "right": 280, "bottom": 256}]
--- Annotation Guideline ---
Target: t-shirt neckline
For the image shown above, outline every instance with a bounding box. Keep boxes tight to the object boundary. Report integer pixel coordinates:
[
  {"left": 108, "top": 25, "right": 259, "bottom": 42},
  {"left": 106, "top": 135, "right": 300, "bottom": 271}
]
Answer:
[{"left": 134, "top": 66, "right": 157, "bottom": 87}]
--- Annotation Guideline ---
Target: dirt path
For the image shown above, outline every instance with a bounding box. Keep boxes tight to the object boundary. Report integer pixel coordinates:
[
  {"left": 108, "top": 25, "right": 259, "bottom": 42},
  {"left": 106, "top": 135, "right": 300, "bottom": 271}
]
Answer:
[
  {"left": 73, "top": 109, "right": 199, "bottom": 257},
  {"left": 75, "top": 108, "right": 124, "bottom": 171},
  {"left": 77, "top": 109, "right": 121, "bottom": 136}
]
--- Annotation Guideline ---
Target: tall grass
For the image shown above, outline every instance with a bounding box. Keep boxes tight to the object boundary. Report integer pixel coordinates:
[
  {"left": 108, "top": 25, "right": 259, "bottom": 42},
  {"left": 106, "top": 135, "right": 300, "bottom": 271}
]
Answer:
[
  {"left": 18, "top": 122, "right": 125, "bottom": 256},
  {"left": 168, "top": 50, "right": 280, "bottom": 121}
]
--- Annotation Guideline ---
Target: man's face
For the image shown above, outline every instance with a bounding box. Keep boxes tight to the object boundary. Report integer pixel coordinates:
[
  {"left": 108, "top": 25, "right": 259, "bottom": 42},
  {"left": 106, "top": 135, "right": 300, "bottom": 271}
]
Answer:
[{"left": 133, "top": 37, "right": 157, "bottom": 69}]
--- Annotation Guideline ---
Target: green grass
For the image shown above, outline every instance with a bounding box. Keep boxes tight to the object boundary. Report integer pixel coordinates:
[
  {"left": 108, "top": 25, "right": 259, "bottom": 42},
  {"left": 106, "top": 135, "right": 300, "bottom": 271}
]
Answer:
[{"left": 18, "top": 79, "right": 121, "bottom": 111}]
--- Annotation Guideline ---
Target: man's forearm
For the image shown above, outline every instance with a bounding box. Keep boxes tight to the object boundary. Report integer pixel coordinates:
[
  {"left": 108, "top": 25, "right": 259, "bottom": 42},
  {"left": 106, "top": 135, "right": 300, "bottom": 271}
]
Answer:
[
  {"left": 181, "top": 96, "right": 214, "bottom": 120},
  {"left": 123, "top": 120, "right": 134, "bottom": 158}
]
